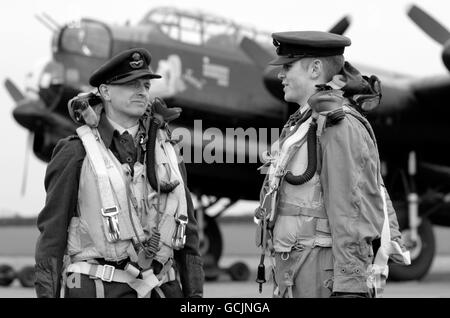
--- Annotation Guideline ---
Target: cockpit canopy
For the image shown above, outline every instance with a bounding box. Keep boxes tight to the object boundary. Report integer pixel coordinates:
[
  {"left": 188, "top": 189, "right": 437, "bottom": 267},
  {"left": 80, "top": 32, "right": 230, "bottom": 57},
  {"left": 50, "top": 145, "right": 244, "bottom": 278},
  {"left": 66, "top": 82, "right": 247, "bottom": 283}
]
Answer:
[{"left": 139, "top": 6, "right": 272, "bottom": 50}]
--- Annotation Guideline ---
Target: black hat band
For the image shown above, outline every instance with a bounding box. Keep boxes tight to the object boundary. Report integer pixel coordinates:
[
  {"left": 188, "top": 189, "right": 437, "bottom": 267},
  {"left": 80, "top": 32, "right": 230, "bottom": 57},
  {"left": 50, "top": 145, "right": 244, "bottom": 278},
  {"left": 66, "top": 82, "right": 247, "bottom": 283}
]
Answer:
[{"left": 275, "top": 42, "right": 345, "bottom": 57}]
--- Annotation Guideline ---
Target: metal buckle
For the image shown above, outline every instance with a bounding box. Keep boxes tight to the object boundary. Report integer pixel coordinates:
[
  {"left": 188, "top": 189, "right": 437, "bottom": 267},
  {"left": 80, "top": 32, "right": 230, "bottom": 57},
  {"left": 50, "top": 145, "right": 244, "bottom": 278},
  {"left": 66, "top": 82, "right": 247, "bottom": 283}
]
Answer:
[
  {"left": 172, "top": 215, "right": 188, "bottom": 250},
  {"left": 101, "top": 264, "right": 115, "bottom": 282},
  {"left": 101, "top": 206, "right": 119, "bottom": 217}
]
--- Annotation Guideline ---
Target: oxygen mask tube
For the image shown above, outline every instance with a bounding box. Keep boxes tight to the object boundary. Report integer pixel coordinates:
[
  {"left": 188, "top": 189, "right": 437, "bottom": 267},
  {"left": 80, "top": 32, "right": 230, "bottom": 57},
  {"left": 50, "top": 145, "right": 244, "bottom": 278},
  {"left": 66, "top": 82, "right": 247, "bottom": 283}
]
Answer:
[{"left": 284, "top": 119, "right": 318, "bottom": 186}]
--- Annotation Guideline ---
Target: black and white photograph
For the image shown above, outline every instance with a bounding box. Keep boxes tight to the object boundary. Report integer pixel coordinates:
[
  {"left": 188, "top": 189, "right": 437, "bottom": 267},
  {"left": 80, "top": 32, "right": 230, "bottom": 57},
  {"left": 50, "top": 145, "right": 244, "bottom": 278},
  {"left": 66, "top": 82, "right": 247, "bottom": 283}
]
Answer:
[{"left": 0, "top": 0, "right": 449, "bottom": 302}]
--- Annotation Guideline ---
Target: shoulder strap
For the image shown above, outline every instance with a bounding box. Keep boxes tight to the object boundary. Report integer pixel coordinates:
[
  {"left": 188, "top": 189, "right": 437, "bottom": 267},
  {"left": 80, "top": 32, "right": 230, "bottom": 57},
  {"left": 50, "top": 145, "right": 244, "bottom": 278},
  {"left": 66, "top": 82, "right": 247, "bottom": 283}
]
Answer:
[{"left": 76, "top": 125, "right": 121, "bottom": 242}]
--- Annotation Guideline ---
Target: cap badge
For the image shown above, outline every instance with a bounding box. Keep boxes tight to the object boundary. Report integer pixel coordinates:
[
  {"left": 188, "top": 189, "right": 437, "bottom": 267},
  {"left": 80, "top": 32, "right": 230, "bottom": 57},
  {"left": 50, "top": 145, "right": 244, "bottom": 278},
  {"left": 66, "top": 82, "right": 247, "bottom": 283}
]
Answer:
[{"left": 130, "top": 52, "right": 144, "bottom": 69}]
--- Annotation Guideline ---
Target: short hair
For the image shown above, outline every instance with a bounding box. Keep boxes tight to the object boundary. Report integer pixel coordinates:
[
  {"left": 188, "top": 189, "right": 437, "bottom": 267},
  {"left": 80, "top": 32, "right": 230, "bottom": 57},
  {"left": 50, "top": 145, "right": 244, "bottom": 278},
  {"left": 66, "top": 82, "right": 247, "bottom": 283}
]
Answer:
[
  {"left": 300, "top": 55, "right": 344, "bottom": 82},
  {"left": 318, "top": 55, "right": 345, "bottom": 82}
]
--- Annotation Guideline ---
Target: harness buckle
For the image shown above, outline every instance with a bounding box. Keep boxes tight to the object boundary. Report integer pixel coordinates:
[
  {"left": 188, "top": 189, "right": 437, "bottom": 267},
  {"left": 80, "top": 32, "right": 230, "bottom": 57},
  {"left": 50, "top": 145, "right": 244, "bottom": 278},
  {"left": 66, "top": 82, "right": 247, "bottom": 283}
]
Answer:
[
  {"left": 101, "top": 206, "right": 119, "bottom": 217},
  {"left": 172, "top": 215, "right": 188, "bottom": 250},
  {"left": 101, "top": 264, "right": 115, "bottom": 282}
]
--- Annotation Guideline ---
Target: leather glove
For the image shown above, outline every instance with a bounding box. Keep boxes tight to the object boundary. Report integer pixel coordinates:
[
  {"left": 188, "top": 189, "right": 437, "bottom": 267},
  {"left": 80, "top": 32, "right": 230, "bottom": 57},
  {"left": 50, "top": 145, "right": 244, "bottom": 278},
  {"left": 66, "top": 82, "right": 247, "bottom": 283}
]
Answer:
[{"left": 151, "top": 97, "right": 182, "bottom": 126}]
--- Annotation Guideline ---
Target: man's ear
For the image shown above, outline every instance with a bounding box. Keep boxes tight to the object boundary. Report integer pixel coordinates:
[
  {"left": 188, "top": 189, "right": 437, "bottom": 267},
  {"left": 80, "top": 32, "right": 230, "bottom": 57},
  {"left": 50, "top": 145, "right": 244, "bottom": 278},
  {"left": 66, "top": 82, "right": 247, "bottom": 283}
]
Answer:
[
  {"left": 310, "top": 59, "right": 322, "bottom": 80},
  {"left": 98, "top": 84, "right": 111, "bottom": 101}
]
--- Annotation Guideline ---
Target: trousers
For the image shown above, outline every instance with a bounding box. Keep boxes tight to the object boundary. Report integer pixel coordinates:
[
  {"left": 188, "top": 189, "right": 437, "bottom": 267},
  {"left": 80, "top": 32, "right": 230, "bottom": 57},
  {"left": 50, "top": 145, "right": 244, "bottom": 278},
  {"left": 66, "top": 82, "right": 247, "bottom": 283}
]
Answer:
[{"left": 272, "top": 246, "right": 333, "bottom": 298}]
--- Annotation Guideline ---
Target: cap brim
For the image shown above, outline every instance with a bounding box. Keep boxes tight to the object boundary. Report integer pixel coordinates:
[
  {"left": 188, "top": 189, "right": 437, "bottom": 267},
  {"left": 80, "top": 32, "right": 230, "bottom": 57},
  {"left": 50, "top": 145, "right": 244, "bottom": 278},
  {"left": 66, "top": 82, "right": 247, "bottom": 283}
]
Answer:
[
  {"left": 108, "top": 70, "right": 162, "bottom": 84},
  {"left": 268, "top": 55, "right": 303, "bottom": 65}
]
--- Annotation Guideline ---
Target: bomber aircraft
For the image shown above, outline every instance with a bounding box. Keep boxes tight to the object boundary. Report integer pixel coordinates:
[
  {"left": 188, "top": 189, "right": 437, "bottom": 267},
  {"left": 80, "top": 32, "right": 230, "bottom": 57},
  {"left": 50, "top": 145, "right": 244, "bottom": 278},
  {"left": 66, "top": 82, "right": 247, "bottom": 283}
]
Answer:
[{"left": 4, "top": 4, "right": 450, "bottom": 283}]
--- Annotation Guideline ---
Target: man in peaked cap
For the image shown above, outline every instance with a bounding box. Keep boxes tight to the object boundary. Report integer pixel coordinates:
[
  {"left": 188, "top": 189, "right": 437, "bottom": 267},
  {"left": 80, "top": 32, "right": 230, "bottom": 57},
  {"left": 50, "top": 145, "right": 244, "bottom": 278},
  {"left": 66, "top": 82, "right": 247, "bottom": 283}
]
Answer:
[
  {"left": 35, "top": 48, "right": 204, "bottom": 298},
  {"left": 255, "top": 31, "right": 408, "bottom": 298}
]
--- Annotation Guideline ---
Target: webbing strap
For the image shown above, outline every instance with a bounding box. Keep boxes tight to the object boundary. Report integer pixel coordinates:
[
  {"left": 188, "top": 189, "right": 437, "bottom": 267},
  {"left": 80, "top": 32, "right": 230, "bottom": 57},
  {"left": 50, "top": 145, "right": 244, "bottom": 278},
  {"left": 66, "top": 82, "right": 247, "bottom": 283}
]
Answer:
[
  {"left": 77, "top": 125, "right": 117, "bottom": 225},
  {"left": 94, "top": 279, "right": 105, "bottom": 298},
  {"left": 368, "top": 186, "right": 411, "bottom": 297},
  {"left": 67, "top": 261, "right": 175, "bottom": 298}
]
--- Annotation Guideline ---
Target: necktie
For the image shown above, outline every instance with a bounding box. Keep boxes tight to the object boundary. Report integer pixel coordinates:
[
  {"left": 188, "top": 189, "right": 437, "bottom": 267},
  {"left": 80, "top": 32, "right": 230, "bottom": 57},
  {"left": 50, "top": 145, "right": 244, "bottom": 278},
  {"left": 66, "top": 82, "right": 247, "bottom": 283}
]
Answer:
[{"left": 116, "top": 131, "right": 137, "bottom": 169}]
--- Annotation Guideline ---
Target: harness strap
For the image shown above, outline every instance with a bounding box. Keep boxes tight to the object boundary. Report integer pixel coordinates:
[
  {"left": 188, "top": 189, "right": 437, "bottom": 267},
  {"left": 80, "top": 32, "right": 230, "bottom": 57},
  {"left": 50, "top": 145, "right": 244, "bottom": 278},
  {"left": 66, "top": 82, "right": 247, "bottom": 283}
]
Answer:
[
  {"left": 277, "top": 202, "right": 327, "bottom": 218},
  {"left": 77, "top": 125, "right": 121, "bottom": 242},
  {"left": 368, "top": 185, "right": 411, "bottom": 297},
  {"left": 67, "top": 261, "right": 176, "bottom": 298},
  {"left": 94, "top": 279, "right": 105, "bottom": 298}
]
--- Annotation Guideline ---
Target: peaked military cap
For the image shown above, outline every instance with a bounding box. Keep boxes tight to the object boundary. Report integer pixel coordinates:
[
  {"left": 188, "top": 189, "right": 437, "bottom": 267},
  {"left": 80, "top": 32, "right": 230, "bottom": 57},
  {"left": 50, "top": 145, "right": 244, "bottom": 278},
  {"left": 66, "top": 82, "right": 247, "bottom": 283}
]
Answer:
[
  {"left": 269, "top": 31, "right": 351, "bottom": 65},
  {"left": 89, "top": 48, "right": 161, "bottom": 87}
]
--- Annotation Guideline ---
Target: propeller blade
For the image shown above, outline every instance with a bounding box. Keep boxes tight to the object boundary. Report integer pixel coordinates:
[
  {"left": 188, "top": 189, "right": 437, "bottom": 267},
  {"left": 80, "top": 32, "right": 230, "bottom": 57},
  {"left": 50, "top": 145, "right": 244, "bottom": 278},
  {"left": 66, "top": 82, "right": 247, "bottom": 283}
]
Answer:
[
  {"left": 4, "top": 78, "right": 25, "bottom": 102},
  {"left": 240, "top": 36, "right": 275, "bottom": 69},
  {"left": 328, "top": 15, "right": 351, "bottom": 35},
  {"left": 21, "top": 132, "right": 34, "bottom": 196},
  {"left": 407, "top": 4, "right": 450, "bottom": 45}
]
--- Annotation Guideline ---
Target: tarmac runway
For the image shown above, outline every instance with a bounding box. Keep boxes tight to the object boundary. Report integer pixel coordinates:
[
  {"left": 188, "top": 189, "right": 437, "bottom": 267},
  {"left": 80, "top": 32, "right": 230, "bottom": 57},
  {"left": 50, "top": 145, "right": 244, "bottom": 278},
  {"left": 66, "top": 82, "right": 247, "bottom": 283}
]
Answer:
[
  {"left": 1, "top": 254, "right": 450, "bottom": 298},
  {"left": 1, "top": 218, "right": 450, "bottom": 298}
]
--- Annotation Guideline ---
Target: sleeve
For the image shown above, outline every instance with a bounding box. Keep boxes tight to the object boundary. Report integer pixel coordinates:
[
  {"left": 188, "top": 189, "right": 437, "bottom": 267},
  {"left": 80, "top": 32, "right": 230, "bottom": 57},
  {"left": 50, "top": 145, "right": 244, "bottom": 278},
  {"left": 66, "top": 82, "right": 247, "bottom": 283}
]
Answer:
[
  {"left": 173, "top": 162, "right": 204, "bottom": 298},
  {"left": 319, "top": 116, "right": 384, "bottom": 293},
  {"left": 34, "top": 137, "right": 85, "bottom": 298}
]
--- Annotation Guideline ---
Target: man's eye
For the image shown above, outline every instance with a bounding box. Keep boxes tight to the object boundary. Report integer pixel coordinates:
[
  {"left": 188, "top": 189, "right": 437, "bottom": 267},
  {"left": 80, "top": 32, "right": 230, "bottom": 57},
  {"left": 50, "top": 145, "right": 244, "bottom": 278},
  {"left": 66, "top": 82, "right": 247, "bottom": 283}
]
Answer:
[{"left": 283, "top": 64, "right": 292, "bottom": 71}]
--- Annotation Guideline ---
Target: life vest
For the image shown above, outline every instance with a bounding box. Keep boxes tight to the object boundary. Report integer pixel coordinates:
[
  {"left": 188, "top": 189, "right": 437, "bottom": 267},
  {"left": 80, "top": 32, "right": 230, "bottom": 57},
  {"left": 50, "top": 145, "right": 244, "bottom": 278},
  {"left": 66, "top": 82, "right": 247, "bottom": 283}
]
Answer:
[
  {"left": 66, "top": 125, "right": 187, "bottom": 266},
  {"left": 262, "top": 114, "right": 331, "bottom": 253}
]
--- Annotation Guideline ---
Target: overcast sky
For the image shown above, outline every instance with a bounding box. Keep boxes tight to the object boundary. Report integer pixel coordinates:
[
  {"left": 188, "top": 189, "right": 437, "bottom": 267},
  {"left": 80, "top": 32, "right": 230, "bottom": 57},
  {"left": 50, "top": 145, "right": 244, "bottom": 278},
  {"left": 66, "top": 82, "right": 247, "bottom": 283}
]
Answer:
[{"left": 0, "top": 0, "right": 449, "bottom": 216}]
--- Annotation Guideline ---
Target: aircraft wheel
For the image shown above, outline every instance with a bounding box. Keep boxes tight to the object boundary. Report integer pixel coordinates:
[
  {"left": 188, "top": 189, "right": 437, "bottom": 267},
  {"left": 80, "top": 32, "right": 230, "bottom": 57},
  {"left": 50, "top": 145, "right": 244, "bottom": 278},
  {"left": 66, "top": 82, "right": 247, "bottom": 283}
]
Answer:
[
  {"left": 17, "top": 266, "right": 35, "bottom": 288},
  {"left": 227, "top": 262, "right": 250, "bottom": 281},
  {"left": 200, "top": 214, "right": 223, "bottom": 281},
  {"left": 0, "top": 264, "right": 16, "bottom": 286},
  {"left": 388, "top": 217, "right": 435, "bottom": 281}
]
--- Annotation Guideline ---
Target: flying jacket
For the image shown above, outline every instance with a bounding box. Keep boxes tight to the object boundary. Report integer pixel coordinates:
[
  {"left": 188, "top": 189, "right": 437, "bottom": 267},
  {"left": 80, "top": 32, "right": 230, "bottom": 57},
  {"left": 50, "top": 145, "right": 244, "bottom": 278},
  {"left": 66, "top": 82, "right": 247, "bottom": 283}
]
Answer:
[
  {"left": 318, "top": 101, "right": 405, "bottom": 293},
  {"left": 34, "top": 112, "right": 204, "bottom": 298}
]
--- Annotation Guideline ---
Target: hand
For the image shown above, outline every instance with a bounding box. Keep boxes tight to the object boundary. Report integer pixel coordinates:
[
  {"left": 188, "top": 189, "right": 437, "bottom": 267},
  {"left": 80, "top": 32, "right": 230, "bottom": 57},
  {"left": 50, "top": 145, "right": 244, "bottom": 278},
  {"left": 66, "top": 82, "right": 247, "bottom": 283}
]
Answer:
[{"left": 151, "top": 97, "right": 182, "bottom": 123}]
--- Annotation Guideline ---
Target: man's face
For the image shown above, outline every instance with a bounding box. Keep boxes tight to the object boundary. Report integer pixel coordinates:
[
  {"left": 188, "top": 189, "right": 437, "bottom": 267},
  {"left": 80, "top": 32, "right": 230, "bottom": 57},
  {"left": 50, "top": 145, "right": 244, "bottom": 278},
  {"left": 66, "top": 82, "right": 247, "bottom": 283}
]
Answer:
[
  {"left": 278, "top": 59, "right": 316, "bottom": 105},
  {"left": 106, "top": 78, "right": 151, "bottom": 121}
]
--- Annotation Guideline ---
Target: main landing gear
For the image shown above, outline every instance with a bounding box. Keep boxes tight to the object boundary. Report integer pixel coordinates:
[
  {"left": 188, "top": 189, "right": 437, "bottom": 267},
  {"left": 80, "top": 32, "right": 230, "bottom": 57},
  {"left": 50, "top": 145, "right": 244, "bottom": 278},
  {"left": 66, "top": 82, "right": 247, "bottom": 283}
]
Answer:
[{"left": 194, "top": 195, "right": 251, "bottom": 282}]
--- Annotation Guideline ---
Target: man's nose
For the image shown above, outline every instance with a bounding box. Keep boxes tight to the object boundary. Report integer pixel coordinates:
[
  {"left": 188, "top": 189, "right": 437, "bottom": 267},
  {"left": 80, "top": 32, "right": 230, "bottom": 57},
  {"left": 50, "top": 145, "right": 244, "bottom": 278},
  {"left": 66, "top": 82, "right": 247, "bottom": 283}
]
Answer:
[
  {"left": 278, "top": 70, "right": 285, "bottom": 80},
  {"left": 135, "top": 82, "right": 147, "bottom": 95}
]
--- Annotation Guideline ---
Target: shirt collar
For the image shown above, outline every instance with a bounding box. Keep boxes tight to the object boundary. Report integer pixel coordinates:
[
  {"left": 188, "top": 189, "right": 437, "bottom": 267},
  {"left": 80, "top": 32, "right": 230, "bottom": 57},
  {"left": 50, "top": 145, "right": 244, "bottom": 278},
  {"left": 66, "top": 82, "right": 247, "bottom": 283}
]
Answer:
[
  {"left": 97, "top": 110, "right": 146, "bottom": 149},
  {"left": 106, "top": 116, "right": 139, "bottom": 138}
]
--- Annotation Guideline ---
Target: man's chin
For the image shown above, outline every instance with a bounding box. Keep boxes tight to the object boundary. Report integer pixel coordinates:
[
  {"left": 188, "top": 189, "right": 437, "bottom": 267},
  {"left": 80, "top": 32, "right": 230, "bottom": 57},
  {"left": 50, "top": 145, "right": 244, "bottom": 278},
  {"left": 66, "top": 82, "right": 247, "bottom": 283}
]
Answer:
[{"left": 284, "top": 94, "right": 294, "bottom": 103}]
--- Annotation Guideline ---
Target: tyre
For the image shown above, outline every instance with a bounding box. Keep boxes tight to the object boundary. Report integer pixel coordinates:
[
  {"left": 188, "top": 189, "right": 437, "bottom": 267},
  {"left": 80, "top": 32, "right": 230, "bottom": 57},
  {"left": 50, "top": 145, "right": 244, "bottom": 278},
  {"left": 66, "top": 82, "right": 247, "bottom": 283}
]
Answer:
[
  {"left": 199, "top": 214, "right": 223, "bottom": 281},
  {"left": 388, "top": 217, "right": 435, "bottom": 281},
  {"left": 0, "top": 264, "right": 16, "bottom": 286},
  {"left": 17, "top": 266, "right": 36, "bottom": 288},
  {"left": 227, "top": 262, "right": 250, "bottom": 281}
]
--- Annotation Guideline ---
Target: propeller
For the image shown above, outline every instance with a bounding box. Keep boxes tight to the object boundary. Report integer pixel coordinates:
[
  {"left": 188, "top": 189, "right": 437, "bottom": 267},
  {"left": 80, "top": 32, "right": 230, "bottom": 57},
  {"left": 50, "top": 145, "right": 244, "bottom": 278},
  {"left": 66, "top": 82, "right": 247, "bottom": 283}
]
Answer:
[
  {"left": 4, "top": 78, "right": 75, "bottom": 195},
  {"left": 240, "top": 15, "right": 352, "bottom": 101},
  {"left": 240, "top": 37, "right": 274, "bottom": 69},
  {"left": 21, "top": 132, "right": 34, "bottom": 196},
  {"left": 4, "top": 78, "right": 25, "bottom": 102},
  {"left": 407, "top": 4, "right": 450, "bottom": 72},
  {"left": 4, "top": 78, "right": 34, "bottom": 196},
  {"left": 328, "top": 15, "right": 352, "bottom": 35}
]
